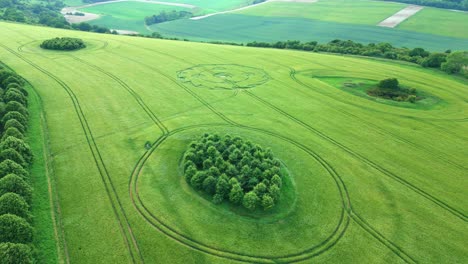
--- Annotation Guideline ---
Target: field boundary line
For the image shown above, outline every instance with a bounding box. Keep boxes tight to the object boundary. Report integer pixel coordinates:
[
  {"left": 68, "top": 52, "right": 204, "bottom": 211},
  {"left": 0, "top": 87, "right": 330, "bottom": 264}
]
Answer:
[
  {"left": 0, "top": 44, "right": 143, "bottom": 264},
  {"left": 245, "top": 89, "right": 466, "bottom": 222}
]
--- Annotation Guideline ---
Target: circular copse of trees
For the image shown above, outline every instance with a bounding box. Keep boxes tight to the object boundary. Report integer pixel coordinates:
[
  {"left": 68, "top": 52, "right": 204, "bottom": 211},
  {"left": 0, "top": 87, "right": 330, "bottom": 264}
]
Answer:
[
  {"left": 182, "top": 133, "right": 285, "bottom": 211},
  {"left": 40, "top": 37, "right": 86, "bottom": 51}
]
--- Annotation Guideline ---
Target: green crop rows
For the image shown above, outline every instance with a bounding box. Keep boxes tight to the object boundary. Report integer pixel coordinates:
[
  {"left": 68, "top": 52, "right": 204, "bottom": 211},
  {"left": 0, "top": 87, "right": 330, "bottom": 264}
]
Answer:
[{"left": 0, "top": 21, "right": 466, "bottom": 263}]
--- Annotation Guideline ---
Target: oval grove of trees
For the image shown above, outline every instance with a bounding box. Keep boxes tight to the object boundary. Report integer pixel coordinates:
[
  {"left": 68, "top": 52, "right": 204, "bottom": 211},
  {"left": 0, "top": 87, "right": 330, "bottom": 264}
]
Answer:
[
  {"left": 0, "top": 65, "right": 36, "bottom": 264},
  {"left": 40, "top": 37, "right": 86, "bottom": 51},
  {"left": 182, "top": 133, "right": 285, "bottom": 211}
]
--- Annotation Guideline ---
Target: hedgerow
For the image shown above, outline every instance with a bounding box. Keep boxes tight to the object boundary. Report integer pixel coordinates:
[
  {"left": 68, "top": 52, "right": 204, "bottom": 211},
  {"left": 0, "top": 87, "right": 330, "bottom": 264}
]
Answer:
[
  {"left": 183, "top": 133, "right": 284, "bottom": 211},
  {"left": 0, "top": 66, "right": 36, "bottom": 262}
]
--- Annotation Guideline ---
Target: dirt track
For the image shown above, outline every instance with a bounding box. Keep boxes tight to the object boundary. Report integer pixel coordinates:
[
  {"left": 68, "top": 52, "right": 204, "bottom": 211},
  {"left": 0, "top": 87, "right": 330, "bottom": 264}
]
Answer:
[{"left": 378, "top": 5, "right": 423, "bottom": 28}]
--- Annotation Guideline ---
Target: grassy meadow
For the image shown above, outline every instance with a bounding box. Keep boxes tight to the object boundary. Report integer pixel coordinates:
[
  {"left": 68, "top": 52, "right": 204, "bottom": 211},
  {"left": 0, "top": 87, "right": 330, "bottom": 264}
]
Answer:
[
  {"left": 80, "top": 2, "right": 192, "bottom": 33},
  {"left": 0, "top": 21, "right": 466, "bottom": 264},
  {"left": 397, "top": 7, "right": 468, "bottom": 39}
]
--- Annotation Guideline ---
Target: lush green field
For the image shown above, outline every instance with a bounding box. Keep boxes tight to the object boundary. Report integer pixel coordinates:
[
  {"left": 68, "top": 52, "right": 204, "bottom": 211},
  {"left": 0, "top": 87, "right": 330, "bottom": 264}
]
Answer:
[
  {"left": 152, "top": 14, "right": 468, "bottom": 51},
  {"left": 398, "top": 7, "right": 468, "bottom": 39},
  {"left": 80, "top": 2, "right": 191, "bottom": 33},
  {"left": 235, "top": 0, "right": 405, "bottom": 25},
  {"left": 0, "top": 21, "right": 467, "bottom": 263}
]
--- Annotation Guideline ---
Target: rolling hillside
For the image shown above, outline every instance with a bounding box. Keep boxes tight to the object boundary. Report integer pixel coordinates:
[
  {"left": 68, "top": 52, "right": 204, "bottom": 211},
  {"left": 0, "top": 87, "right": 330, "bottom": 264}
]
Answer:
[{"left": 0, "top": 21, "right": 467, "bottom": 264}]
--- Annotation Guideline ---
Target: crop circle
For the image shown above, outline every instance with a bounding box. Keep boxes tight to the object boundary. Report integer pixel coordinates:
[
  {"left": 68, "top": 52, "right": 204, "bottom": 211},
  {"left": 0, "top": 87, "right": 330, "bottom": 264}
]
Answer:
[
  {"left": 133, "top": 126, "right": 347, "bottom": 261},
  {"left": 177, "top": 64, "right": 270, "bottom": 90}
]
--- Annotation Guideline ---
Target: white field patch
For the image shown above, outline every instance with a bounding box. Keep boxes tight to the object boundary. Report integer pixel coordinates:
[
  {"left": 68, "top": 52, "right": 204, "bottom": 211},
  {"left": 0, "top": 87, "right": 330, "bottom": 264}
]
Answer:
[
  {"left": 190, "top": 0, "right": 318, "bottom": 20},
  {"left": 61, "top": 0, "right": 196, "bottom": 24},
  {"left": 378, "top": 5, "right": 424, "bottom": 28}
]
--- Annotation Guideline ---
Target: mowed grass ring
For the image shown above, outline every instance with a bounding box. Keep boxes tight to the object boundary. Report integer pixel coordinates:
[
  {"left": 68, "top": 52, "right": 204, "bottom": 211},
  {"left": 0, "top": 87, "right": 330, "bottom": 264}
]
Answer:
[{"left": 135, "top": 126, "right": 345, "bottom": 260}]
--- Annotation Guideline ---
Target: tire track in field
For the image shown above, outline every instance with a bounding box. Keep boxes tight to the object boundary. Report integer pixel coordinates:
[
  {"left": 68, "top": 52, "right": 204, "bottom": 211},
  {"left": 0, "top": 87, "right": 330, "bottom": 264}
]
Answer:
[
  {"left": 245, "top": 90, "right": 467, "bottom": 222},
  {"left": 284, "top": 68, "right": 467, "bottom": 171},
  {"left": 0, "top": 44, "right": 144, "bottom": 264},
  {"left": 104, "top": 48, "right": 352, "bottom": 261},
  {"left": 108, "top": 43, "right": 420, "bottom": 262},
  {"left": 68, "top": 55, "right": 169, "bottom": 135},
  {"left": 129, "top": 124, "right": 351, "bottom": 263}
]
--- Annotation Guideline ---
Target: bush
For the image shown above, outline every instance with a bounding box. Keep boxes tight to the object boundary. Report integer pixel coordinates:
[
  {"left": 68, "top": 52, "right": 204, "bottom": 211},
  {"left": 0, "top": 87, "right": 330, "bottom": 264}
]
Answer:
[
  {"left": 5, "top": 102, "right": 28, "bottom": 118},
  {"left": 0, "top": 214, "right": 33, "bottom": 243},
  {"left": 5, "top": 85, "right": 28, "bottom": 97},
  {"left": 0, "top": 160, "right": 28, "bottom": 180},
  {"left": 3, "top": 90, "right": 27, "bottom": 106},
  {"left": 40, "top": 37, "right": 86, "bottom": 51},
  {"left": 0, "top": 193, "right": 30, "bottom": 220},
  {"left": 0, "top": 175, "right": 32, "bottom": 203},
  {"left": 1, "top": 76, "right": 23, "bottom": 90},
  {"left": 1, "top": 127, "right": 24, "bottom": 141},
  {"left": 0, "top": 242, "right": 33, "bottom": 264},
  {"left": 378, "top": 78, "right": 399, "bottom": 90},
  {"left": 1, "top": 112, "right": 28, "bottom": 128},
  {"left": 183, "top": 134, "right": 284, "bottom": 211},
  {"left": 0, "top": 137, "right": 33, "bottom": 164},
  {"left": 3, "top": 120, "right": 25, "bottom": 134},
  {"left": 0, "top": 149, "right": 26, "bottom": 168}
]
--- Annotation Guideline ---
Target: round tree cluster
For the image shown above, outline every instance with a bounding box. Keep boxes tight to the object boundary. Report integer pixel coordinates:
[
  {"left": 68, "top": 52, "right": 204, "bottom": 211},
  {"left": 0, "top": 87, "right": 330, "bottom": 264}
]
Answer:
[
  {"left": 183, "top": 133, "right": 283, "bottom": 211},
  {"left": 40, "top": 37, "right": 86, "bottom": 51}
]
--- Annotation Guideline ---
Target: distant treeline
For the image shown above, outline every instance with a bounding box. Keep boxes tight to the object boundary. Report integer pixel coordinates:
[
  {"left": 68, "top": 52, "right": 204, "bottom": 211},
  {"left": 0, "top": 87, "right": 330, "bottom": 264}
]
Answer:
[
  {"left": 0, "top": 0, "right": 112, "bottom": 33},
  {"left": 380, "top": 0, "right": 468, "bottom": 11},
  {"left": 246, "top": 39, "right": 468, "bottom": 78},
  {"left": 144, "top": 10, "right": 192, "bottom": 26}
]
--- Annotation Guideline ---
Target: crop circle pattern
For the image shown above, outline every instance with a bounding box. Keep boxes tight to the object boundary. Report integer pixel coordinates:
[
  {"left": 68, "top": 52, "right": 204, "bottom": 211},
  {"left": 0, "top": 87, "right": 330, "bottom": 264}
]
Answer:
[{"left": 177, "top": 64, "right": 271, "bottom": 90}]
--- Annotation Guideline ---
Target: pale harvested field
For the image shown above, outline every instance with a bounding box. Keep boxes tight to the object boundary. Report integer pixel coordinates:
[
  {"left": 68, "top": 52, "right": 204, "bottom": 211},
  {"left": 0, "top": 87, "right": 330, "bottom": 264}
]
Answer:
[{"left": 378, "top": 5, "right": 423, "bottom": 28}]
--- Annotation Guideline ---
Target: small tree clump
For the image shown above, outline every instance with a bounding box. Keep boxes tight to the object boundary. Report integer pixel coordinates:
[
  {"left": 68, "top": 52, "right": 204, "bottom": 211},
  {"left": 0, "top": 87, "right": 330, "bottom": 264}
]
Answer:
[
  {"left": 368, "top": 78, "right": 419, "bottom": 103},
  {"left": 0, "top": 214, "right": 33, "bottom": 244},
  {"left": 0, "top": 175, "right": 33, "bottom": 204},
  {"left": 0, "top": 193, "right": 30, "bottom": 220},
  {"left": 0, "top": 242, "right": 33, "bottom": 264},
  {"left": 183, "top": 133, "right": 284, "bottom": 211},
  {"left": 40, "top": 37, "right": 86, "bottom": 51}
]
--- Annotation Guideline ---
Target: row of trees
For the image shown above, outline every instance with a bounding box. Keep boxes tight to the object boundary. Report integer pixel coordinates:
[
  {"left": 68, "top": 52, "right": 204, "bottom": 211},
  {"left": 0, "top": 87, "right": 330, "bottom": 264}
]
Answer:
[
  {"left": 144, "top": 10, "right": 192, "bottom": 26},
  {"left": 380, "top": 0, "right": 468, "bottom": 11},
  {"left": 40, "top": 37, "right": 86, "bottom": 51},
  {"left": 0, "top": 66, "right": 35, "bottom": 263},
  {"left": 246, "top": 40, "right": 468, "bottom": 78},
  {"left": 183, "top": 133, "right": 284, "bottom": 211}
]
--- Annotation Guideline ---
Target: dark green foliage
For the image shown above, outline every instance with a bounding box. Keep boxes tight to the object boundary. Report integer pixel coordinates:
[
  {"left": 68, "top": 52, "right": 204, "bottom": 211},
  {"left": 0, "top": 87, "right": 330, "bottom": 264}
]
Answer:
[
  {"left": 3, "top": 90, "right": 27, "bottom": 106},
  {"left": 0, "top": 137, "right": 33, "bottom": 164},
  {"left": 145, "top": 10, "right": 192, "bottom": 26},
  {"left": 40, "top": 37, "right": 86, "bottom": 51},
  {"left": 441, "top": 51, "right": 468, "bottom": 77},
  {"left": 261, "top": 194, "right": 274, "bottom": 210},
  {"left": 422, "top": 53, "right": 447, "bottom": 68},
  {"left": 378, "top": 78, "right": 399, "bottom": 90},
  {"left": 0, "top": 160, "right": 28, "bottom": 180},
  {"left": 0, "top": 175, "right": 32, "bottom": 204},
  {"left": 1, "top": 128, "right": 24, "bottom": 141},
  {"left": 0, "top": 193, "right": 30, "bottom": 220},
  {"left": 5, "top": 102, "right": 28, "bottom": 119},
  {"left": 246, "top": 39, "right": 466, "bottom": 78},
  {"left": 3, "top": 120, "right": 25, "bottom": 134},
  {"left": 2, "top": 112, "right": 28, "bottom": 128},
  {"left": 0, "top": 214, "right": 33, "bottom": 244},
  {"left": 242, "top": 191, "right": 259, "bottom": 211},
  {"left": 368, "top": 78, "right": 419, "bottom": 103},
  {"left": 1, "top": 76, "right": 23, "bottom": 89},
  {"left": 5, "top": 85, "right": 28, "bottom": 97},
  {"left": 183, "top": 134, "right": 284, "bottom": 210},
  {"left": 0, "top": 242, "right": 33, "bottom": 264},
  {"left": 0, "top": 149, "right": 26, "bottom": 168}
]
